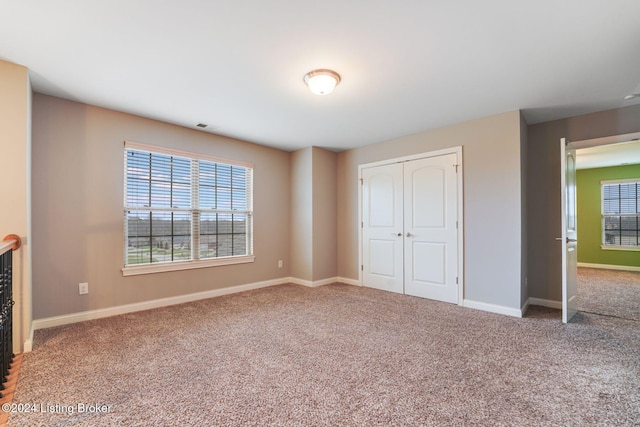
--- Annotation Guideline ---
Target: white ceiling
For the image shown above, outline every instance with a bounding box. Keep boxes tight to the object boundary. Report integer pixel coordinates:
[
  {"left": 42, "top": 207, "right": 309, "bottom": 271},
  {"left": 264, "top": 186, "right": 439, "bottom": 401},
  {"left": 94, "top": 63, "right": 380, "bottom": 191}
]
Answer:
[
  {"left": 576, "top": 140, "right": 640, "bottom": 170},
  {"left": 1, "top": 0, "right": 640, "bottom": 152}
]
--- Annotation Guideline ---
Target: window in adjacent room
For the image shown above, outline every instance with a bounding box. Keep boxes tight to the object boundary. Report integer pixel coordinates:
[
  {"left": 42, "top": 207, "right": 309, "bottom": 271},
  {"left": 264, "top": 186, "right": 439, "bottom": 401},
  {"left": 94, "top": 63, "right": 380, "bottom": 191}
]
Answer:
[
  {"left": 123, "top": 141, "right": 254, "bottom": 275},
  {"left": 601, "top": 179, "right": 640, "bottom": 250}
]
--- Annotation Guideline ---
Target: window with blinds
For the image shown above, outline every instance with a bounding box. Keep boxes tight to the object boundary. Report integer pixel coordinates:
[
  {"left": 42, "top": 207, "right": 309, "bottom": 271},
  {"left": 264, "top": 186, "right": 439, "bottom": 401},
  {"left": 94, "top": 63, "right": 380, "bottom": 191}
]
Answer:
[
  {"left": 123, "top": 141, "right": 253, "bottom": 273},
  {"left": 601, "top": 179, "right": 640, "bottom": 248}
]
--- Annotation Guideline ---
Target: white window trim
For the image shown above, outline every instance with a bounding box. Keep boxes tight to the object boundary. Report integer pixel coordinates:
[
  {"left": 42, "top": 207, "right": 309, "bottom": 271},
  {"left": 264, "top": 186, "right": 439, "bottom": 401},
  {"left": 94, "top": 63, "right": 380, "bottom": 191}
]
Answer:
[
  {"left": 600, "top": 178, "right": 639, "bottom": 250},
  {"left": 122, "top": 255, "right": 255, "bottom": 276},
  {"left": 122, "top": 140, "right": 254, "bottom": 275},
  {"left": 600, "top": 245, "right": 640, "bottom": 252}
]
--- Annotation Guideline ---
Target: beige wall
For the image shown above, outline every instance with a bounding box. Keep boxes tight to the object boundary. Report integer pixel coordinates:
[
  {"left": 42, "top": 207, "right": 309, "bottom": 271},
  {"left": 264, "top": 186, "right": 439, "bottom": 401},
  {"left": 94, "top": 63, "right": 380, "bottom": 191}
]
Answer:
[
  {"left": 311, "top": 147, "right": 337, "bottom": 281},
  {"left": 520, "top": 112, "right": 528, "bottom": 307},
  {"left": 32, "top": 94, "right": 291, "bottom": 319},
  {"left": 527, "top": 104, "right": 640, "bottom": 302},
  {"left": 0, "top": 60, "right": 32, "bottom": 352},
  {"left": 337, "top": 111, "right": 524, "bottom": 310},
  {"left": 290, "top": 147, "right": 337, "bottom": 282},
  {"left": 290, "top": 148, "right": 313, "bottom": 281}
]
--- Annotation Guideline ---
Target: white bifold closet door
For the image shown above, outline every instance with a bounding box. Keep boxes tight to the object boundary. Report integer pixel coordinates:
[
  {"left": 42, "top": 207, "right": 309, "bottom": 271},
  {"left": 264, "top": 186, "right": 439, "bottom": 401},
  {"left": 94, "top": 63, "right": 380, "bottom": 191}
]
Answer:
[{"left": 362, "top": 153, "right": 459, "bottom": 304}]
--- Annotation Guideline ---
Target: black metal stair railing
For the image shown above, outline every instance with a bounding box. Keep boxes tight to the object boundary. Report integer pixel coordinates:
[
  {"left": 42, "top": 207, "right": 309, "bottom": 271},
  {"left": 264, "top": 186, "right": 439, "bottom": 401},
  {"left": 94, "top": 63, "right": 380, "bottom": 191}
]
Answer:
[{"left": 0, "top": 235, "right": 20, "bottom": 398}]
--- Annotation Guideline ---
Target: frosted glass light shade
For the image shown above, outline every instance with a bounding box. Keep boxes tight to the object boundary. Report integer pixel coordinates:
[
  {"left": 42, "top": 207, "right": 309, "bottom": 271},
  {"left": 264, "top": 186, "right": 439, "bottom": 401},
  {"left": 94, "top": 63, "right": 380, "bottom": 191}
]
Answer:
[{"left": 303, "top": 69, "right": 341, "bottom": 96}]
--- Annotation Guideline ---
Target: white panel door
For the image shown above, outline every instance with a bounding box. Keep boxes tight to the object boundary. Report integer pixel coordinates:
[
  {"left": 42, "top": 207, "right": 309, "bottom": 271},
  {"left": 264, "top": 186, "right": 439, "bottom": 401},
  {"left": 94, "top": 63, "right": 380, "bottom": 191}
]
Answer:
[
  {"left": 403, "top": 154, "right": 458, "bottom": 303},
  {"left": 362, "top": 163, "right": 404, "bottom": 294},
  {"left": 561, "top": 138, "right": 578, "bottom": 323}
]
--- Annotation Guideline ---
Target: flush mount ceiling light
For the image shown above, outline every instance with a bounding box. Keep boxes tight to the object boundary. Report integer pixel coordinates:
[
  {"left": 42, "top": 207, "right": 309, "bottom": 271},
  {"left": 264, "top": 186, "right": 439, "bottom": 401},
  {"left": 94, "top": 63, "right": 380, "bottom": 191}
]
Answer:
[{"left": 303, "top": 69, "right": 341, "bottom": 96}]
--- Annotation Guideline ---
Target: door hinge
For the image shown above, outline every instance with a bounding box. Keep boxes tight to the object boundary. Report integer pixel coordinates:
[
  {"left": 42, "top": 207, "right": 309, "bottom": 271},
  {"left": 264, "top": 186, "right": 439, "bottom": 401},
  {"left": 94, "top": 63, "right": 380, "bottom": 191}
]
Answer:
[
  {"left": 456, "top": 221, "right": 458, "bottom": 229},
  {"left": 360, "top": 178, "right": 363, "bottom": 185},
  {"left": 361, "top": 221, "right": 363, "bottom": 228},
  {"left": 454, "top": 164, "right": 459, "bottom": 173},
  {"left": 361, "top": 264, "right": 364, "bottom": 271},
  {"left": 456, "top": 277, "right": 459, "bottom": 284}
]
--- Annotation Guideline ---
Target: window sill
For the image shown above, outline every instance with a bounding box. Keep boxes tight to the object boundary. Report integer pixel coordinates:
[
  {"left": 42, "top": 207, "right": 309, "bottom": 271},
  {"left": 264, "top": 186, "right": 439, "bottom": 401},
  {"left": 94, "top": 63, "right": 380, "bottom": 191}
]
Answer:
[
  {"left": 122, "top": 255, "right": 255, "bottom": 276},
  {"left": 600, "top": 245, "right": 640, "bottom": 252}
]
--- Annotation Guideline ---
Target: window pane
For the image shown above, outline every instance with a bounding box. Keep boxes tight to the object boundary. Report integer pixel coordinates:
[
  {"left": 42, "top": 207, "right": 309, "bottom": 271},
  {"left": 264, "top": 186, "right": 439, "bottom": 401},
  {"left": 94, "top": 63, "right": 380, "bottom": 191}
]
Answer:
[
  {"left": 126, "top": 151, "right": 151, "bottom": 207},
  {"left": 218, "top": 214, "right": 232, "bottom": 235},
  {"left": 620, "top": 216, "right": 637, "bottom": 230},
  {"left": 233, "top": 189, "right": 247, "bottom": 210},
  {"left": 216, "top": 213, "right": 232, "bottom": 256},
  {"left": 232, "top": 167, "right": 246, "bottom": 189},
  {"left": 199, "top": 212, "right": 220, "bottom": 259},
  {"left": 200, "top": 234, "right": 217, "bottom": 259},
  {"left": 603, "top": 231, "right": 618, "bottom": 245},
  {"left": 199, "top": 185, "right": 216, "bottom": 209},
  {"left": 126, "top": 211, "right": 151, "bottom": 265},
  {"left": 146, "top": 212, "right": 192, "bottom": 262},
  {"left": 603, "top": 199, "right": 619, "bottom": 214},
  {"left": 604, "top": 216, "right": 620, "bottom": 230},
  {"left": 217, "top": 164, "right": 231, "bottom": 187},
  {"left": 217, "top": 187, "right": 232, "bottom": 210},
  {"left": 200, "top": 212, "right": 217, "bottom": 235},
  {"left": 232, "top": 214, "right": 247, "bottom": 256},
  {"left": 603, "top": 184, "right": 618, "bottom": 200}
]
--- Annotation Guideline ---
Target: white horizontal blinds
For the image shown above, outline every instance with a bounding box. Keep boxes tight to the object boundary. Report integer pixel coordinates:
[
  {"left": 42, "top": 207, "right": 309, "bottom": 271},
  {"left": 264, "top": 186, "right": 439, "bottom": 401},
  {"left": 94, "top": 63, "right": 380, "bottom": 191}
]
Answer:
[
  {"left": 125, "top": 148, "right": 193, "bottom": 264},
  {"left": 197, "top": 160, "right": 253, "bottom": 259},
  {"left": 602, "top": 181, "right": 640, "bottom": 247},
  {"left": 123, "top": 141, "right": 253, "bottom": 266}
]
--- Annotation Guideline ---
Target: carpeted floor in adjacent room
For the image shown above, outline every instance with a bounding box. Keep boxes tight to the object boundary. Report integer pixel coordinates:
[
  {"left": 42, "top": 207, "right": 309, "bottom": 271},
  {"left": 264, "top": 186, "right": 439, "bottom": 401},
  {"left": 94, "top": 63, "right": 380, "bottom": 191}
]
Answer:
[
  {"left": 8, "top": 282, "right": 640, "bottom": 426},
  {"left": 578, "top": 267, "right": 640, "bottom": 321}
]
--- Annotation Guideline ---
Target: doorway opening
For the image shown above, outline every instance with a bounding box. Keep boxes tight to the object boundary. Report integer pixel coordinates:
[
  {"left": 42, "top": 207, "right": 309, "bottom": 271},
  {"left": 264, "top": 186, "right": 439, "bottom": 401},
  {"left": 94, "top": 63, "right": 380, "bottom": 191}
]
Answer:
[{"left": 569, "top": 132, "right": 640, "bottom": 321}]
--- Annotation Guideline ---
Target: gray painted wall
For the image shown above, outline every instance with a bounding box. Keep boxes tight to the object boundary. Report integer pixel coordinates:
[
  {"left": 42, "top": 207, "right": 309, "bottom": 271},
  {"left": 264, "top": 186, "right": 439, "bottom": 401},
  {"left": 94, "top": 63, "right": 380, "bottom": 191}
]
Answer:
[
  {"left": 311, "top": 147, "right": 337, "bottom": 281},
  {"left": 520, "top": 112, "right": 528, "bottom": 307},
  {"left": 290, "top": 147, "right": 338, "bottom": 282},
  {"left": 527, "top": 104, "right": 640, "bottom": 302},
  {"left": 290, "top": 148, "right": 313, "bottom": 281},
  {"left": 337, "top": 111, "right": 525, "bottom": 311},
  {"left": 32, "top": 94, "right": 291, "bottom": 319}
]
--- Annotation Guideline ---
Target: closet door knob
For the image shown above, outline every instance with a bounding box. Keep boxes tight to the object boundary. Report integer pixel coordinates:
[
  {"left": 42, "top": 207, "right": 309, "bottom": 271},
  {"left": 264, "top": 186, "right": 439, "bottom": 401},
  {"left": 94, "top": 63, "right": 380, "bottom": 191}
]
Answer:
[{"left": 406, "top": 232, "right": 413, "bottom": 237}]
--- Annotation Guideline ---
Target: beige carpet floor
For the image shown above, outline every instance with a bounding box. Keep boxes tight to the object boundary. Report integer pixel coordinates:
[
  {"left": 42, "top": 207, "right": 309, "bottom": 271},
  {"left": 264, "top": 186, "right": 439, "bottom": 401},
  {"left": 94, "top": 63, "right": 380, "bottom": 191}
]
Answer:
[
  {"left": 9, "top": 283, "right": 640, "bottom": 426},
  {"left": 578, "top": 267, "right": 640, "bottom": 321}
]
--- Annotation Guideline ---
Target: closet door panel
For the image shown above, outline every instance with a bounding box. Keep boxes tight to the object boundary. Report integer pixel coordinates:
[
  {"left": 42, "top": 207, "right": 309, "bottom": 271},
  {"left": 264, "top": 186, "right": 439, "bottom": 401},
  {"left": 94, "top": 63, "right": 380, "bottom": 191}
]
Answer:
[{"left": 404, "top": 154, "right": 458, "bottom": 303}]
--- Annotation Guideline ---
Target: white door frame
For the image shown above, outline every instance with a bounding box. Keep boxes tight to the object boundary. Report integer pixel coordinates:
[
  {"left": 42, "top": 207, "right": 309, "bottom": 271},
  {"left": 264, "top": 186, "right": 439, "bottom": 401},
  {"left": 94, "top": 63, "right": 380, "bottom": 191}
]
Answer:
[
  {"left": 560, "top": 137, "right": 578, "bottom": 323},
  {"left": 559, "top": 130, "right": 640, "bottom": 321},
  {"left": 358, "top": 146, "right": 464, "bottom": 305}
]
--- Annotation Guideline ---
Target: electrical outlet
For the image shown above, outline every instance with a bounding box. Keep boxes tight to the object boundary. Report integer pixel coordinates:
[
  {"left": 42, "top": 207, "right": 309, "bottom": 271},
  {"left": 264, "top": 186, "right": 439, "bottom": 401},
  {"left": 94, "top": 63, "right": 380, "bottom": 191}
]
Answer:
[
  {"left": 79, "top": 282, "right": 89, "bottom": 295},
  {"left": 278, "top": 260, "right": 283, "bottom": 268}
]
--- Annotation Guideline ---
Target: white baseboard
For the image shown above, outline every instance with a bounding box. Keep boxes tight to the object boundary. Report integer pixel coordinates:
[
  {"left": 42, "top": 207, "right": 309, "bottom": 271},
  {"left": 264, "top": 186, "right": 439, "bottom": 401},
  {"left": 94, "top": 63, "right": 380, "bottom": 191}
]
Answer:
[
  {"left": 462, "top": 299, "right": 522, "bottom": 318},
  {"left": 289, "top": 277, "right": 338, "bottom": 287},
  {"left": 528, "top": 297, "right": 562, "bottom": 309},
  {"left": 33, "top": 277, "right": 290, "bottom": 331},
  {"left": 578, "top": 262, "right": 640, "bottom": 272},
  {"left": 23, "top": 326, "right": 34, "bottom": 353},
  {"left": 336, "top": 276, "right": 360, "bottom": 286},
  {"left": 289, "top": 276, "right": 361, "bottom": 287}
]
